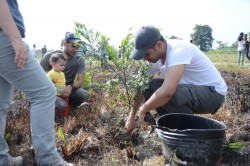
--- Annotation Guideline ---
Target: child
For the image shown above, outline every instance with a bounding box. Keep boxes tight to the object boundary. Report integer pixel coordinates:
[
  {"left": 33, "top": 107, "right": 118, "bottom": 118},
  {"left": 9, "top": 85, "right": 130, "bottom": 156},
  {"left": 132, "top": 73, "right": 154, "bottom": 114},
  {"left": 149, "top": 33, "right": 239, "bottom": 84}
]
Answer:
[{"left": 47, "top": 52, "right": 69, "bottom": 121}]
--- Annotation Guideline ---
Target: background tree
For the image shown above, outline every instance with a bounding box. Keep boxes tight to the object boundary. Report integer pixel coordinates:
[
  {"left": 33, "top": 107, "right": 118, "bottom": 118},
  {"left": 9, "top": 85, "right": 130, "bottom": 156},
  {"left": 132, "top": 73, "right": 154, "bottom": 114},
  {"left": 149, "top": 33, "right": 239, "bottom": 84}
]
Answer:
[
  {"left": 216, "top": 40, "right": 229, "bottom": 50},
  {"left": 167, "top": 35, "right": 182, "bottom": 40},
  {"left": 190, "top": 24, "right": 214, "bottom": 51}
]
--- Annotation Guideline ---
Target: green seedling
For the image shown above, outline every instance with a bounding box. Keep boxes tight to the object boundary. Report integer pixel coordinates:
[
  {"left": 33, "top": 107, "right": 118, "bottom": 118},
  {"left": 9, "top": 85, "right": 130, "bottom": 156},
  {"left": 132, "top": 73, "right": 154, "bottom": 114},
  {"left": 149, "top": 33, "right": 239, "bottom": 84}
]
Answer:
[
  {"left": 58, "top": 127, "right": 66, "bottom": 144},
  {"left": 4, "top": 133, "right": 10, "bottom": 142},
  {"left": 228, "top": 141, "right": 244, "bottom": 149}
]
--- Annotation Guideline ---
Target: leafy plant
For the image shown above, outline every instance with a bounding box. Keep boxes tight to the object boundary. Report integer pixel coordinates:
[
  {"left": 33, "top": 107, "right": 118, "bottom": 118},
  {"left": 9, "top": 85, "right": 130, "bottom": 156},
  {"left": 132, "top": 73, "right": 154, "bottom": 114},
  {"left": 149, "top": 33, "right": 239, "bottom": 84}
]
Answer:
[
  {"left": 4, "top": 133, "right": 10, "bottom": 142},
  {"left": 83, "top": 71, "right": 91, "bottom": 89},
  {"left": 58, "top": 127, "right": 66, "bottom": 144},
  {"left": 74, "top": 23, "right": 153, "bottom": 110},
  {"left": 228, "top": 141, "right": 244, "bottom": 149}
]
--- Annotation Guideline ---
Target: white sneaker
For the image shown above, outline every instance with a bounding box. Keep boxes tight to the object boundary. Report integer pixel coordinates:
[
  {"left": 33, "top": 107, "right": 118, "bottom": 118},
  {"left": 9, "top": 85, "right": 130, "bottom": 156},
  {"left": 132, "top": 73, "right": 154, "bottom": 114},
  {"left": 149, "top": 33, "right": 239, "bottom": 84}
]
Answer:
[
  {"left": 7, "top": 154, "right": 23, "bottom": 166},
  {"left": 55, "top": 159, "right": 74, "bottom": 166}
]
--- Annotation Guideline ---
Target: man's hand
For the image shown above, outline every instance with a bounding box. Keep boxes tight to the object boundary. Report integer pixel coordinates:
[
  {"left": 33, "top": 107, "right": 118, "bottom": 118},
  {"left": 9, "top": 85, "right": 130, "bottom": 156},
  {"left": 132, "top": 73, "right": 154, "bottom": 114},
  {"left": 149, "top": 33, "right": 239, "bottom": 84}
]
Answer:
[
  {"left": 138, "top": 104, "right": 149, "bottom": 123},
  {"left": 62, "top": 85, "right": 73, "bottom": 98},
  {"left": 12, "top": 39, "right": 28, "bottom": 69},
  {"left": 125, "top": 117, "right": 136, "bottom": 134}
]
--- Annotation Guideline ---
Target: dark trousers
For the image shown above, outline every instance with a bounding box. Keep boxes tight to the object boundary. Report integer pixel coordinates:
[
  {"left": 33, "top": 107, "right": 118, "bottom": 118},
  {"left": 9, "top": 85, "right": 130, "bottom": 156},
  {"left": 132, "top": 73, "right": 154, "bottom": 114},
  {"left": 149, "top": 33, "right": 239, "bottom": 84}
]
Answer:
[
  {"left": 144, "top": 79, "right": 225, "bottom": 116},
  {"left": 69, "top": 88, "right": 89, "bottom": 108}
]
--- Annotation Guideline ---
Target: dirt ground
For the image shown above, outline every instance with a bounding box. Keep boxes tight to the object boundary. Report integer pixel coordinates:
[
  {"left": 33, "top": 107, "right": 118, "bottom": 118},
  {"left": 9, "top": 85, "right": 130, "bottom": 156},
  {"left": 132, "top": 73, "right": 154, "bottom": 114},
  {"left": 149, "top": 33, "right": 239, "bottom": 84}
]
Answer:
[{"left": 5, "top": 67, "right": 250, "bottom": 166}]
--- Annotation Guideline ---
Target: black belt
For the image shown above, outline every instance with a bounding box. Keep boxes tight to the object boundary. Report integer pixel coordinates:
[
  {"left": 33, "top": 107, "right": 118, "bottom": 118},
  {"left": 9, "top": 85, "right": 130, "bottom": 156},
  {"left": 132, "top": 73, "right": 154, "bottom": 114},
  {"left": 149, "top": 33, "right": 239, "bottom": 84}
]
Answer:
[{"left": 0, "top": 27, "right": 2, "bottom": 31}]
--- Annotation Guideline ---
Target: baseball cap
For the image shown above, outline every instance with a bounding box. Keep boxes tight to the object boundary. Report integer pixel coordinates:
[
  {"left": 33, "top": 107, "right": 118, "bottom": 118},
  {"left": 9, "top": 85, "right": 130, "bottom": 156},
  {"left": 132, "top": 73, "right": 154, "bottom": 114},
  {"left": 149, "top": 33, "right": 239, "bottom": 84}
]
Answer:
[
  {"left": 64, "top": 32, "right": 82, "bottom": 43},
  {"left": 130, "top": 25, "right": 162, "bottom": 60}
]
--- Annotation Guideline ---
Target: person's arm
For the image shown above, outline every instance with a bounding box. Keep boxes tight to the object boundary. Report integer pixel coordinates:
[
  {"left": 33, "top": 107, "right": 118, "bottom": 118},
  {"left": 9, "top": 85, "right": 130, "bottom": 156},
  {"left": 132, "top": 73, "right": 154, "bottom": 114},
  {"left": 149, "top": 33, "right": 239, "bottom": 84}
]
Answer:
[
  {"left": 138, "top": 64, "right": 185, "bottom": 123},
  {"left": 72, "top": 73, "right": 84, "bottom": 88},
  {"left": 125, "top": 63, "right": 157, "bottom": 133},
  {"left": 0, "top": 0, "right": 27, "bottom": 68},
  {"left": 125, "top": 92, "right": 144, "bottom": 133}
]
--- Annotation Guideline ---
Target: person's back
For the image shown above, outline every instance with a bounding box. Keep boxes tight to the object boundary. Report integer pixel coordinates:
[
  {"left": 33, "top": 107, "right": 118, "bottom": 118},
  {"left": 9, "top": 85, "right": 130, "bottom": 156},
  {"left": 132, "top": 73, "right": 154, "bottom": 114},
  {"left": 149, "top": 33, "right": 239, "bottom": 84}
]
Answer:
[
  {"left": 41, "top": 45, "right": 47, "bottom": 57},
  {"left": 152, "top": 39, "right": 226, "bottom": 94}
]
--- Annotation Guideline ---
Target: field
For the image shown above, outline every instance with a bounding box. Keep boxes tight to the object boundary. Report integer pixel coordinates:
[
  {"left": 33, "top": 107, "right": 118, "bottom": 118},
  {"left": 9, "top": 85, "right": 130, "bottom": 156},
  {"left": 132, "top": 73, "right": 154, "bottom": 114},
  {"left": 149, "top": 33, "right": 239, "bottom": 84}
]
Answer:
[{"left": 5, "top": 51, "right": 250, "bottom": 165}]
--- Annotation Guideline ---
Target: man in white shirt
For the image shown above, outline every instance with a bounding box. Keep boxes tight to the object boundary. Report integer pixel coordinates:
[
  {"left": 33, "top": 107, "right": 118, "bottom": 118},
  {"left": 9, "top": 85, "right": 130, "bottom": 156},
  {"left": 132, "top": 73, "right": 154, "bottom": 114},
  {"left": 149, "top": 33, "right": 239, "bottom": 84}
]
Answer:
[
  {"left": 30, "top": 44, "right": 37, "bottom": 58},
  {"left": 125, "top": 25, "right": 227, "bottom": 133}
]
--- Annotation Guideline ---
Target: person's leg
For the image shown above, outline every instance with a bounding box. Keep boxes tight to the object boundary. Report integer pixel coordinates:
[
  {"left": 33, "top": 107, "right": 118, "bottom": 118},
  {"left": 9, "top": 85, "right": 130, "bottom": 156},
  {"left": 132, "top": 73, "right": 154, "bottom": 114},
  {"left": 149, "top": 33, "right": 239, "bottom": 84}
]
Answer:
[
  {"left": 237, "top": 51, "right": 241, "bottom": 66},
  {"left": 143, "top": 79, "right": 225, "bottom": 116},
  {"left": 62, "top": 98, "right": 69, "bottom": 117},
  {"left": 161, "top": 84, "right": 225, "bottom": 115},
  {"left": 55, "top": 96, "right": 67, "bottom": 111},
  {"left": 246, "top": 49, "right": 250, "bottom": 62},
  {"left": 0, "top": 77, "right": 13, "bottom": 165},
  {"left": 241, "top": 50, "right": 245, "bottom": 66},
  {"left": 0, "top": 32, "right": 62, "bottom": 165},
  {"left": 69, "top": 88, "right": 89, "bottom": 108},
  {"left": 143, "top": 78, "right": 170, "bottom": 116}
]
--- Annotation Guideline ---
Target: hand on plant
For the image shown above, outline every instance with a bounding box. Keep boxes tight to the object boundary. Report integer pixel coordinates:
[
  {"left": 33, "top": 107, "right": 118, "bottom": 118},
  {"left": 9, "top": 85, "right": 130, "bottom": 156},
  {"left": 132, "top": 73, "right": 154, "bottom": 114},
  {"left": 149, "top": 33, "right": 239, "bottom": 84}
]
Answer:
[{"left": 125, "top": 117, "right": 136, "bottom": 134}]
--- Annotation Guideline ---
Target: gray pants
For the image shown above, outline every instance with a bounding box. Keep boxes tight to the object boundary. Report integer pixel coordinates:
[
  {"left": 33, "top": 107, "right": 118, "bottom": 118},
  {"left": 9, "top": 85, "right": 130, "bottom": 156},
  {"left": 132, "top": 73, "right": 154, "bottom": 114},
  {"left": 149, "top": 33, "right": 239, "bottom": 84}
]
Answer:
[
  {"left": 144, "top": 79, "right": 225, "bottom": 116},
  {"left": 0, "top": 32, "right": 62, "bottom": 165}
]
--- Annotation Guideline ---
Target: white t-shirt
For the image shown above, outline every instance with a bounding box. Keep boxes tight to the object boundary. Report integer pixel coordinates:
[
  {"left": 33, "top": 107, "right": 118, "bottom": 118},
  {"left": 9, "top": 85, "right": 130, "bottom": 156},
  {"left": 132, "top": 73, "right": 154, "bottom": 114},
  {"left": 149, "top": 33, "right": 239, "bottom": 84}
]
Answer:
[
  {"left": 238, "top": 40, "right": 245, "bottom": 51},
  {"left": 148, "top": 39, "right": 227, "bottom": 95},
  {"left": 30, "top": 47, "right": 37, "bottom": 57}
]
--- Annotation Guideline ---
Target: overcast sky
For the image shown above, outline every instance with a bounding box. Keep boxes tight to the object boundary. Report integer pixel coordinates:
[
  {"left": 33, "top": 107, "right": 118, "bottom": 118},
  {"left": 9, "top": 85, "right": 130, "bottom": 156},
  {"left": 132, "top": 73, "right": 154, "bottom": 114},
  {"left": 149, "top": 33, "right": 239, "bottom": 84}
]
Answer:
[{"left": 19, "top": 0, "right": 250, "bottom": 50}]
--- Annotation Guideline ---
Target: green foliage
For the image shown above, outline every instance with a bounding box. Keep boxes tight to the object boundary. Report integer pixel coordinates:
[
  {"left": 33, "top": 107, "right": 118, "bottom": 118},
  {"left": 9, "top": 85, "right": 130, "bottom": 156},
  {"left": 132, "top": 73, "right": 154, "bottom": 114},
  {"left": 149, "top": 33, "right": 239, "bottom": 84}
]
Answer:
[
  {"left": 58, "top": 127, "right": 66, "bottom": 144},
  {"left": 168, "top": 35, "right": 182, "bottom": 40},
  {"left": 74, "top": 22, "right": 152, "bottom": 109},
  {"left": 103, "top": 31, "right": 152, "bottom": 109},
  {"left": 112, "top": 155, "right": 117, "bottom": 166},
  {"left": 74, "top": 22, "right": 103, "bottom": 56},
  {"left": 216, "top": 40, "right": 229, "bottom": 50},
  {"left": 83, "top": 71, "right": 91, "bottom": 89},
  {"left": 228, "top": 141, "right": 244, "bottom": 149},
  {"left": 4, "top": 133, "right": 10, "bottom": 141},
  {"left": 190, "top": 24, "right": 214, "bottom": 51}
]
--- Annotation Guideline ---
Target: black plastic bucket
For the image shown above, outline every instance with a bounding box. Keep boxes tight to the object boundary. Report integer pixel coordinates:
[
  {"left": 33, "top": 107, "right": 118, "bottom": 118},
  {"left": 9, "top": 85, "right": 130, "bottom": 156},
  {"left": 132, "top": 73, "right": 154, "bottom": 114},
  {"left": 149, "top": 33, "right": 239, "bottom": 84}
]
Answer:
[{"left": 156, "top": 113, "right": 227, "bottom": 166}]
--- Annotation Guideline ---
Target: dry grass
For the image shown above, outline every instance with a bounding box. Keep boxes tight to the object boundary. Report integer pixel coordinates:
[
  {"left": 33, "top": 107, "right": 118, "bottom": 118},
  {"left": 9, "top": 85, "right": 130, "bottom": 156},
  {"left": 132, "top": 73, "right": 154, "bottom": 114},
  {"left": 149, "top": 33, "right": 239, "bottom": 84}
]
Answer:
[{"left": 4, "top": 63, "right": 250, "bottom": 165}]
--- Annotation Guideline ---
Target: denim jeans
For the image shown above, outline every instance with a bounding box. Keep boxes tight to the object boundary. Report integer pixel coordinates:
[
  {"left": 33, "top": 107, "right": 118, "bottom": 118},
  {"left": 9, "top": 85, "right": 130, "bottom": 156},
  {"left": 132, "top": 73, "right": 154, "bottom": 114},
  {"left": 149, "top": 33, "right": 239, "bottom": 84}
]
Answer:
[
  {"left": 0, "top": 31, "right": 62, "bottom": 165},
  {"left": 144, "top": 79, "right": 225, "bottom": 116},
  {"left": 245, "top": 48, "right": 250, "bottom": 62},
  {"left": 238, "top": 50, "right": 245, "bottom": 66}
]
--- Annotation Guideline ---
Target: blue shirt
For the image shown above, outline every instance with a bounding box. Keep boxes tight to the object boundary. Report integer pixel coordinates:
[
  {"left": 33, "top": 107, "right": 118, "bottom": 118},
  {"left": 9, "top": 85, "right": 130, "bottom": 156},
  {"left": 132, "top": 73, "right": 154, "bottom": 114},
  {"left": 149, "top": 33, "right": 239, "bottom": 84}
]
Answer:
[{"left": 7, "top": 0, "right": 25, "bottom": 38}]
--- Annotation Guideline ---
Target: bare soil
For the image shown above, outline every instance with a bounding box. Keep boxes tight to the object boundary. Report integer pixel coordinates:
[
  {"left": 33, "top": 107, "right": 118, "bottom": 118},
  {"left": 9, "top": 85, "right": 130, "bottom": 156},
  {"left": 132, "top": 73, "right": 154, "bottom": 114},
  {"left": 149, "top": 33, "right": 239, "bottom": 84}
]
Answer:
[{"left": 5, "top": 67, "right": 250, "bottom": 166}]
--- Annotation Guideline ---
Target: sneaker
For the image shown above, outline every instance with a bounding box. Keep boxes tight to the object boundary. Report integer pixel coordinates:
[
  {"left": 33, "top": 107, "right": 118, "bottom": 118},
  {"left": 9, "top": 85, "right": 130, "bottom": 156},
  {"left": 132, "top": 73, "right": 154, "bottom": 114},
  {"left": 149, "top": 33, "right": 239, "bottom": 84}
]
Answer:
[
  {"left": 7, "top": 154, "right": 23, "bottom": 166},
  {"left": 55, "top": 159, "right": 74, "bottom": 166}
]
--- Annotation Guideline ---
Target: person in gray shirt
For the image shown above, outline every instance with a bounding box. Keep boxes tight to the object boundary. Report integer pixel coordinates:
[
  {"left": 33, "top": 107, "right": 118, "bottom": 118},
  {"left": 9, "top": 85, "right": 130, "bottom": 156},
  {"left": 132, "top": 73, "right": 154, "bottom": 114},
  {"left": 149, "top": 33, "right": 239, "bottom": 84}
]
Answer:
[{"left": 40, "top": 32, "right": 89, "bottom": 110}]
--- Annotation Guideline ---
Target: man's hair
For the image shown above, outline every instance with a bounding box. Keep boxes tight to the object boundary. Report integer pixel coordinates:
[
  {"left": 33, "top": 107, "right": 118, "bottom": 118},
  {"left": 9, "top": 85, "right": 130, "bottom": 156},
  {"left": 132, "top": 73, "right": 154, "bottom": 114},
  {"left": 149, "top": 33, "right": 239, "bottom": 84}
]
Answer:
[
  {"left": 238, "top": 35, "right": 243, "bottom": 41},
  {"left": 49, "top": 52, "right": 67, "bottom": 64}
]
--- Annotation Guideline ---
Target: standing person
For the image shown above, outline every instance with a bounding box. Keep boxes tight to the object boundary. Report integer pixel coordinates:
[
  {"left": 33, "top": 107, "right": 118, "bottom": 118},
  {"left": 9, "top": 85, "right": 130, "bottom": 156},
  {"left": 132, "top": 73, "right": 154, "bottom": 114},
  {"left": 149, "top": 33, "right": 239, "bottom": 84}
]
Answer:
[
  {"left": 41, "top": 45, "right": 47, "bottom": 58},
  {"left": 0, "top": 0, "right": 74, "bottom": 165},
  {"left": 125, "top": 25, "right": 227, "bottom": 133},
  {"left": 47, "top": 52, "right": 69, "bottom": 122},
  {"left": 30, "top": 44, "right": 37, "bottom": 58},
  {"left": 237, "top": 32, "right": 245, "bottom": 66},
  {"left": 41, "top": 32, "right": 89, "bottom": 110},
  {"left": 244, "top": 34, "right": 250, "bottom": 62}
]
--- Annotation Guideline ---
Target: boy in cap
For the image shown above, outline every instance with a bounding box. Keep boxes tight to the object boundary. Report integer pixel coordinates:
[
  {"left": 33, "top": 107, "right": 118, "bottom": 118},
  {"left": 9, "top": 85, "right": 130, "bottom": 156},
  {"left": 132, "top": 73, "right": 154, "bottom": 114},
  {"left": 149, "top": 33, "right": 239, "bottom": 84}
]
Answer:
[{"left": 125, "top": 25, "right": 227, "bottom": 133}]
